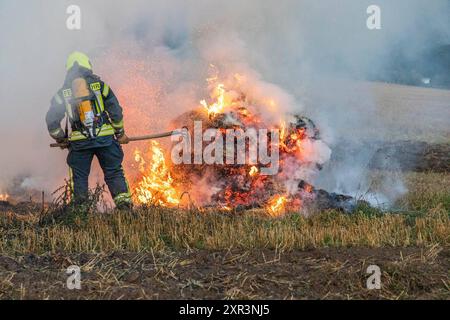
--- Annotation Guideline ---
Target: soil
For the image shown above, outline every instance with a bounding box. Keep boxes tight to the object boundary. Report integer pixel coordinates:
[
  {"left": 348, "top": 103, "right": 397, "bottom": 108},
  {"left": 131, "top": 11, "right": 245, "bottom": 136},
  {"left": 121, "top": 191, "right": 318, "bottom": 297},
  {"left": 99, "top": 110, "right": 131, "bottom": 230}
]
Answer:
[{"left": 0, "top": 247, "right": 448, "bottom": 300}]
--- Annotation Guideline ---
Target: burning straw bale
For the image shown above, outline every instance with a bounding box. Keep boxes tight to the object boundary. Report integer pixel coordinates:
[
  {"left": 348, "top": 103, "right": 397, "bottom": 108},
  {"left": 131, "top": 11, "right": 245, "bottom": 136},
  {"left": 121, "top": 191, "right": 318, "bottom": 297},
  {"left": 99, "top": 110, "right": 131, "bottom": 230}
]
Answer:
[{"left": 129, "top": 77, "right": 359, "bottom": 215}]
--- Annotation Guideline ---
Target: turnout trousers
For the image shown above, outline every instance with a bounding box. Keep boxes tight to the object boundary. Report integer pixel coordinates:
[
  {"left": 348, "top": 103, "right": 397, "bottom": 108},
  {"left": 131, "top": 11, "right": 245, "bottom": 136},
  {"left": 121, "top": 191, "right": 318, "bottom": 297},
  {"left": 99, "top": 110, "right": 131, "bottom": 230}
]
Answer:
[{"left": 67, "top": 140, "right": 132, "bottom": 208}]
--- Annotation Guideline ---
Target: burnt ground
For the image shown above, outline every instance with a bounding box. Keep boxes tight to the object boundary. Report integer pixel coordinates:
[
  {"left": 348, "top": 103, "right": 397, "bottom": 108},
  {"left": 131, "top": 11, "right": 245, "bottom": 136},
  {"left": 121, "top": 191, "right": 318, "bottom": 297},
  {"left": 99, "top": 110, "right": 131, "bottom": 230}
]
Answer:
[
  {"left": 332, "top": 140, "right": 450, "bottom": 172},
  {"left": 0, "top": 247, "right": 448, "bottom": 300}
]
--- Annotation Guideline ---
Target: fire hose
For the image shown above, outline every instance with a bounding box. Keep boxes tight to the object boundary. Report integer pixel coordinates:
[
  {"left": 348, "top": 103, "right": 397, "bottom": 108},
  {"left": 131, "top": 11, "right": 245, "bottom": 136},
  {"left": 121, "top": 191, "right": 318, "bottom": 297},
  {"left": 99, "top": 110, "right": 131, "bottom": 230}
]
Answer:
[{"left": 49, "top": 130, "right": 184, "bottom": 148}]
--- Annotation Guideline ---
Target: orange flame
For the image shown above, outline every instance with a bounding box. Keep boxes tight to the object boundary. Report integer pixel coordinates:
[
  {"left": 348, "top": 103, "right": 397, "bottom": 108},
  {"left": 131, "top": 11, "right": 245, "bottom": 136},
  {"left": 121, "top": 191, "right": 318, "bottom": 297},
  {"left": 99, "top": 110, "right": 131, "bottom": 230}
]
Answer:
[
  {"left": 200, "top": 83, "right": 226, "bottom": 118},
  {"left": 0, "top": 193, "right": 9, "bottom": 202},
  {"left": 280, "top": 121, "right": 287, "bottom": 141},
  {"left": 267, "top": 195, "right": 287, "bottom": 217},
  {"left": 249, "top": 166, "right": 259, "bottom": 177},
  {"left": 133, "top": 141, "right": 180, "bottom": 206}
]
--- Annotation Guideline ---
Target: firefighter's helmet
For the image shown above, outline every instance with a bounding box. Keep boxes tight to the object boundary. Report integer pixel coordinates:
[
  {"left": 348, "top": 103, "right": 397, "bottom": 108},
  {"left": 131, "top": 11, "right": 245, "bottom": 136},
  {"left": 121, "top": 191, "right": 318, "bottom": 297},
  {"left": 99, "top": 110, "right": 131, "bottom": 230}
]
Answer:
[{"left": 66, "top": 51, "right": 92, "bottom": 71}]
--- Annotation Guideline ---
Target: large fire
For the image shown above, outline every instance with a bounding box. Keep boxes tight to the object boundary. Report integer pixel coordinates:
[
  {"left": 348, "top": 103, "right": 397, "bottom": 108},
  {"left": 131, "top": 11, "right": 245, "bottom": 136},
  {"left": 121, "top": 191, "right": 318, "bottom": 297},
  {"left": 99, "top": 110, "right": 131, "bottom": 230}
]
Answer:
[
  {"left": 0, "top": 193, "right": 9, "bottom": 202},
  {"left": 127, "top": 72, "right": 333, "bottom": 216}
]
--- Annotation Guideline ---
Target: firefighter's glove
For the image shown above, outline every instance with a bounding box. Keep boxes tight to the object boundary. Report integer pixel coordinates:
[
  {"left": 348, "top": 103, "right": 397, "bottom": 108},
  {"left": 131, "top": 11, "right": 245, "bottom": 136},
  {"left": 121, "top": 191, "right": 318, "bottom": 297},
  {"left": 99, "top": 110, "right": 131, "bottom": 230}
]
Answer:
[
  {"left": 115, "top": 129, "right": 130, "bottom": 145},
  {"left": 56, "top": 137, "right": 69, "bottom": 149}
]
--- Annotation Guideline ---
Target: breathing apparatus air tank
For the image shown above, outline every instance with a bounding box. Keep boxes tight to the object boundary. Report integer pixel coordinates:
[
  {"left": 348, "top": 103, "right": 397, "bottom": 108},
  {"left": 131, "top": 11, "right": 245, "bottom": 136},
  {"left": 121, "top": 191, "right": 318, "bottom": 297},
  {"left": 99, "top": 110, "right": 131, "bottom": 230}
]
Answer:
[{"left": 72, "top": 77, "right": 96, "bottom": 138}]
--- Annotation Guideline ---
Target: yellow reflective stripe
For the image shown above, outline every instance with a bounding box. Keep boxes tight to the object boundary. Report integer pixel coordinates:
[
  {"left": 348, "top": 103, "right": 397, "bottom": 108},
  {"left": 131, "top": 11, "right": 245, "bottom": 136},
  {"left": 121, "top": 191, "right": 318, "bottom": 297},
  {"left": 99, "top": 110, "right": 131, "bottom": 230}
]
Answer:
[
  {"left": 61, "top": 89, "right": 74, "bottom": 120},
  {"left": 69, "top": 124, "right": 115, "bottom": 141},
  {"left": 94, "top": 99, "right": 101, "bottom": 114},
  {"left": 111, "top": 119, "right": 124, "bottom": 129},
  {"left": 91, "top": 83, "right": 105, "bottom": 113},
  {"left": 98, "top": 93, "right": 105, "bottom": 112},
  {"left": 69, "top": 132, "right": 86, "bottom": 141},
  {"left": 114, "top": 192, "right": 132, "bottom": 204},
  {"left": 68, "top": 168, "right": 74, "bottom": 199},
  {"left": 114, "top": 179, "right": 132, "bottom": 205},
  {"left": 102, "top": 84, "right": 110, "bottom": 97},
  {"left": 50, "top": 128, "right": 64, "bottom": 138},
  {"left": 65, "top": 103, "right": 74, "bottom": 120},
  {"left": 99, "top": 125, "right": 115, "bottom": 136},
  {"left": 53, "top": 93, "right": 63, "bottom": 104}
]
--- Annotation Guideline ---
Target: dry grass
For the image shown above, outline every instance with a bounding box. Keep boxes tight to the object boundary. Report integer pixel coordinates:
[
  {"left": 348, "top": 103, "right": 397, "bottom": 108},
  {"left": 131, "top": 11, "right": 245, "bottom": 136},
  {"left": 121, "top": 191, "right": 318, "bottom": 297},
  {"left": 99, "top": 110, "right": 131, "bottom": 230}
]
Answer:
[
  {"left": 0, "top": 172, "right": 448, "bottom": 255},
  {"left": 1, "top": 207, "right": 447, "bottom": 254},
  {"left": 397, "top": 172, "right": 450, "bottom": 211},
  {"left": 0, "top": 172, "right": 448, "bottom": 300}
]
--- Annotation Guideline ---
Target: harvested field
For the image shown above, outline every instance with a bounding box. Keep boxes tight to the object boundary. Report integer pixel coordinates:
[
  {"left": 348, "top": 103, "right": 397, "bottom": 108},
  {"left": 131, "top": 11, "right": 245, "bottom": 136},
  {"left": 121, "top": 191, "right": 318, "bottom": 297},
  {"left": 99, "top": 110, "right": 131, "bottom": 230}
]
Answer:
[{"left": 0, "top": 170, "right": 448, "bottom": 300}]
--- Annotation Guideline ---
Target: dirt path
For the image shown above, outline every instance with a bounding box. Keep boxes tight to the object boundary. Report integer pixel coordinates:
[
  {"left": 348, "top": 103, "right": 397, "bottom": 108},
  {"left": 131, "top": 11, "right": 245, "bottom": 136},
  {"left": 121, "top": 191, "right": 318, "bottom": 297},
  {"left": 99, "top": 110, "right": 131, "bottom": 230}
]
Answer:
[{"left": 1, "top": 247, "right": 448, "bottom": 300}]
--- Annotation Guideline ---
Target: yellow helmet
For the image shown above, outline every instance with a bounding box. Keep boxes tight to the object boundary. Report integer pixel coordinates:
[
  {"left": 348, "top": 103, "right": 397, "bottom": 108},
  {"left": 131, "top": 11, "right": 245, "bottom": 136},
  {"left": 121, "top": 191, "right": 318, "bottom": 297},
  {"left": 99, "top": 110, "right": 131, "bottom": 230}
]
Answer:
[{"left": 66, "top": 51, "right": 92, "bottom": 71}]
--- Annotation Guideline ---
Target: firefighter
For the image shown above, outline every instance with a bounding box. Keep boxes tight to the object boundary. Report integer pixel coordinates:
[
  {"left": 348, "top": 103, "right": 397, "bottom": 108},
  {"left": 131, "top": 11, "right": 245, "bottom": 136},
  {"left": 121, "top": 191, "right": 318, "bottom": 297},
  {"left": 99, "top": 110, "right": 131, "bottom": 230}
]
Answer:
[{"left": 46, "top": 51, "right": 132, "bottom": 209}]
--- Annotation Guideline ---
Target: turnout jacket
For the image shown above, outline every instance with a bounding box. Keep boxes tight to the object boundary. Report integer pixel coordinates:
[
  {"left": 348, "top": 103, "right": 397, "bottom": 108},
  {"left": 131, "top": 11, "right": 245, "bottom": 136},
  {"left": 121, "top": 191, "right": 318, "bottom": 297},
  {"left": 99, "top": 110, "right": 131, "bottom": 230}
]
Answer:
[{"left": 46, "top": 68, "right": 125, "bottom": 150}]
